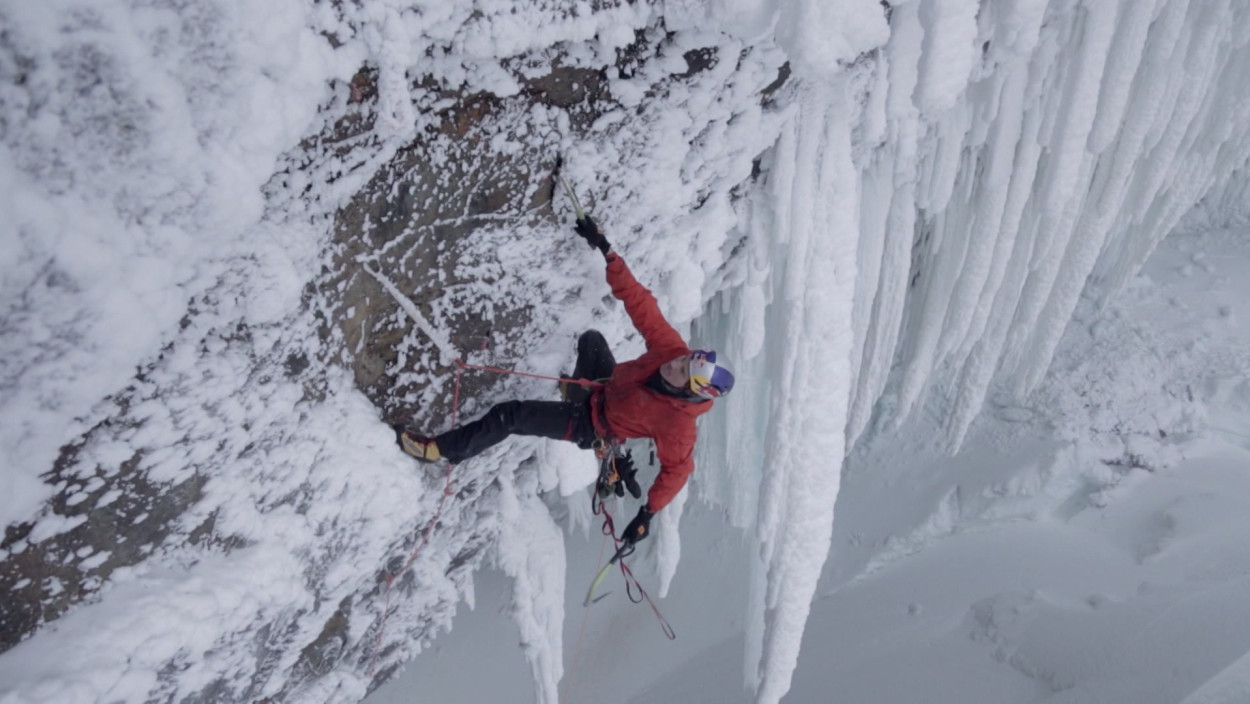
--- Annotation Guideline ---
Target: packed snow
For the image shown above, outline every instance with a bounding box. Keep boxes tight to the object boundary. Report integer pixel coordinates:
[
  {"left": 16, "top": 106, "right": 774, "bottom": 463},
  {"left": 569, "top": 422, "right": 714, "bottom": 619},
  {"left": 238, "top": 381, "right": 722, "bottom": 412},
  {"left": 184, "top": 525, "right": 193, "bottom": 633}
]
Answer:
[{"left": 3, "top": 0, "right": 1250, "bottom": 703}]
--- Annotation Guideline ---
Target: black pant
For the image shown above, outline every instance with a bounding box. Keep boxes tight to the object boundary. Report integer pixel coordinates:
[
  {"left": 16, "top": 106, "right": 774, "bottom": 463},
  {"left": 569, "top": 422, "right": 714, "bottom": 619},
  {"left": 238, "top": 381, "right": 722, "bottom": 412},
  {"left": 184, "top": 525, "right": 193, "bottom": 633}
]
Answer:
[{"left": 434, "top": 331, "right": 616, "bottom": 463}]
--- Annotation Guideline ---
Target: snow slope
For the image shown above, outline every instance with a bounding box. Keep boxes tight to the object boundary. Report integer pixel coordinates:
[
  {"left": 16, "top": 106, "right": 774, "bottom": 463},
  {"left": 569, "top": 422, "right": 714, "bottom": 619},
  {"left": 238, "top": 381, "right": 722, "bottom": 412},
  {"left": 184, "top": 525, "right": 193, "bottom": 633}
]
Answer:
[{"left": 4, "top": 0, "right": 1250, "bottom": 703}]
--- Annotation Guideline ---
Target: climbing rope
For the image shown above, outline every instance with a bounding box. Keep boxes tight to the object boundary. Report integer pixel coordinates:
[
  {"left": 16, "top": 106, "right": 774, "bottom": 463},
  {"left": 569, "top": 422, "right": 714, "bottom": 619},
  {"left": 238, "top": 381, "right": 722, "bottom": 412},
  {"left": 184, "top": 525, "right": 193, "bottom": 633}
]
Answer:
[
  {"left": 592, "top": 501, "right": 676, "bottom": 640},
  {"left": 454, "top": 358, "right": 603, "bottom": 390},
  {"left": 562, "top": 529, "right": 612, "bottom": 703},
  {"left": 366, "top": 361, "right": 467, "bottom": 676}
]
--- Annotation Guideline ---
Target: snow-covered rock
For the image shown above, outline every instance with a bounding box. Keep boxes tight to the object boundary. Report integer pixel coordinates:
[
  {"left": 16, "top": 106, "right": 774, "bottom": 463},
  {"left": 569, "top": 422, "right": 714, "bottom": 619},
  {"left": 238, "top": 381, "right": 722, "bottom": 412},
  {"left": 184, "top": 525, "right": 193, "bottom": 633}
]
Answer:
[{"left": 3, "top": 1, "right": 1250, "bottom": 703}]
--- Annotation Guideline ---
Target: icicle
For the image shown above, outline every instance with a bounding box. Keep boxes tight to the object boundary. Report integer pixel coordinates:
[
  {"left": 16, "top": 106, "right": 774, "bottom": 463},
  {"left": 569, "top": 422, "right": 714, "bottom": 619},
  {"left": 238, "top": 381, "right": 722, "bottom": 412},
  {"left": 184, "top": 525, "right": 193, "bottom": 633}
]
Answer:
[
  {"left": 751, "top": 84, "right": 858, "bottom": 704},
  {"left": 493, "top": 468, "right": 565, "bottom": 704}
]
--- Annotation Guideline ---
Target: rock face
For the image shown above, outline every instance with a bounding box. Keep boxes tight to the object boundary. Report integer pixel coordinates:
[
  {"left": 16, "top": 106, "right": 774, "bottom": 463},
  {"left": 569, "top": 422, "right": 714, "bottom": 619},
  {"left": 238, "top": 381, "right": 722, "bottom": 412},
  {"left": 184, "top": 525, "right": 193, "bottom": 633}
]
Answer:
[
  {"left": 0, "top": 11, "right": 789, "bottom": 700},
  {"left": 0, "top": 452, "right": 211, "bottom": 652},
  {"left": 322, "top": 73, "right": 589, "bottom": 423}
]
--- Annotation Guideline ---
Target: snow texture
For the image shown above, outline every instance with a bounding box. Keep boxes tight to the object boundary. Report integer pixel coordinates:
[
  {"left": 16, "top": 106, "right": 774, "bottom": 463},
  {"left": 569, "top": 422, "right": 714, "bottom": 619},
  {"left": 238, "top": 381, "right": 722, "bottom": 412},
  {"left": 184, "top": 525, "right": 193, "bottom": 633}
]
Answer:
[{"left": 4, "top": 0, "right": 1250, "bottom": 703}]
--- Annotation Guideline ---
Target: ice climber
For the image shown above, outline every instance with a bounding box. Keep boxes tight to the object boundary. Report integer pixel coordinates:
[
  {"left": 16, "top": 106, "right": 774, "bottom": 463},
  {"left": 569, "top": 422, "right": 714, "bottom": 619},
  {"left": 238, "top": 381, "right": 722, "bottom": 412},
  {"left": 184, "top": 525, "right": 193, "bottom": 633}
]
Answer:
[{"left": 395, "top": 215, "right": 735, "bottom": 545}]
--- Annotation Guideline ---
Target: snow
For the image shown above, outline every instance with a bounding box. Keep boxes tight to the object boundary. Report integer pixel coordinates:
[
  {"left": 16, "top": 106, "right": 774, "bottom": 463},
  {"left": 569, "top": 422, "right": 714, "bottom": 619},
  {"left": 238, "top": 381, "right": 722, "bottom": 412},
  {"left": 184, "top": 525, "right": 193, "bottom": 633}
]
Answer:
[
  {"left": 735, "top": 85, "right": 862, "bottom": 702},
  {"left": 914, "top": 0, "right": 980, "bottom": 114},
  {"left": 367, "top": 266, "right": 458, "bottom": 365},
  {"left": 0, "top": 547, "right": 309, "bottom": 702},
  {"left": 492, "top": 462, "right": 566, "bottom": 704},
  {"left": 0, "top": 0, "right": 350, "bottom": 528},
  {"left": 4, "top": 0, "right": 1250, "bottom": 703},
  {"left": 369, "top": 225, "right": 1250, "bottom": 704},
  {"left": 773, "top": 0, "right": 889, "bottom": 80}
]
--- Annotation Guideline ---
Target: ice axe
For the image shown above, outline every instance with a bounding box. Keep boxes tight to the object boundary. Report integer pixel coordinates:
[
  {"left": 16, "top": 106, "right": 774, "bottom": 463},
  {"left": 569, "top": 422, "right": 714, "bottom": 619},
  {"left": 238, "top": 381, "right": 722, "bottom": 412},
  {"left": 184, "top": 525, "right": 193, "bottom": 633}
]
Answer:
[
  {"left": 582, "top": 541, "right": 635, "bottom": 606},
  {"left": 554, "top": 156, "right": 587, "bottom": 221}
]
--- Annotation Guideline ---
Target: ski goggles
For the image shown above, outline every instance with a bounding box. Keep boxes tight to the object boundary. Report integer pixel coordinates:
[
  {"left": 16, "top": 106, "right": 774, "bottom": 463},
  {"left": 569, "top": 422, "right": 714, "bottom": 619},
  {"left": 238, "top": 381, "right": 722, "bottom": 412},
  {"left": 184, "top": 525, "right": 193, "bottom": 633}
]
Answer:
[{"left": 688, "top": 350, "right": 735, "bottom": 399}]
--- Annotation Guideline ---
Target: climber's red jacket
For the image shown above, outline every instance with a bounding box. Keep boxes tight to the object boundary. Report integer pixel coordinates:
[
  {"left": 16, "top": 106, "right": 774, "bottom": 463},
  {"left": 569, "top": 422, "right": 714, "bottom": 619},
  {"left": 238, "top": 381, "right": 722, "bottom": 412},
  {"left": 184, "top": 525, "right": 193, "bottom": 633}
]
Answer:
[{"left": 589, "top": 252, "right": 713, "bottom": 513}]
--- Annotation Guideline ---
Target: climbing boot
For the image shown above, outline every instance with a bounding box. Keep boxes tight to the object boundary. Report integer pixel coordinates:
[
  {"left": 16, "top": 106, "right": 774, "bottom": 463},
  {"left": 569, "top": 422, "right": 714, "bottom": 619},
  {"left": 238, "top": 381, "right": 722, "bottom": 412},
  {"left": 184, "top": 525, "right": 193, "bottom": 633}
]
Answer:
[{"left": 395, "top": 426, "right": 441, "bottom": 462}]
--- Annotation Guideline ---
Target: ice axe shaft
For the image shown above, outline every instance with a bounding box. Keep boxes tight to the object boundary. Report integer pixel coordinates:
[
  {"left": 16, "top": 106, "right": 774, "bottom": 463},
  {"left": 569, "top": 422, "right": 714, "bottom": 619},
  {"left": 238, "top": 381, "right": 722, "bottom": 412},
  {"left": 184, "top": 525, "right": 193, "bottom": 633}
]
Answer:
[
  {"left": 557, "top": 172, "right": 586, "bottom": 221},
  {"left": 582, "top": 542, "right": 634, "bottom": 606}
]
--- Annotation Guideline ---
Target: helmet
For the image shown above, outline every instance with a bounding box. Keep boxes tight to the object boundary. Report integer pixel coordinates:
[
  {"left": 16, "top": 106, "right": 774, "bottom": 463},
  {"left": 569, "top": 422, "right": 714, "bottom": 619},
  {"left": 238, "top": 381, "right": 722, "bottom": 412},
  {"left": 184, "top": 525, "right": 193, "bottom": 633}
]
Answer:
[{"left": 688, "top": 350, "right": 734, "bottom": 399}]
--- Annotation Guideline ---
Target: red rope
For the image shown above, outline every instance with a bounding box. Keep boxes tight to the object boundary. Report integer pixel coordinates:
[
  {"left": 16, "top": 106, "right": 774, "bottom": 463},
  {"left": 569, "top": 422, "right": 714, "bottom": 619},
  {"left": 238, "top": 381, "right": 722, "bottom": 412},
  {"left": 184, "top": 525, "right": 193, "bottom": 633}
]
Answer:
[
  {"left": 455, "top": 358, "right": 603, "bottom": 389},
  {"left": 367, "top": 364, "right": 466, "bottom": 676},
  {"left": 595, "top": 501, "right": 676, "bottom": 640},
  {"left": 618, "top": 560, "right": 676, "bottom": 640},
  {"left": 562, "top": 530, "right": 611, "bottom": 703}
]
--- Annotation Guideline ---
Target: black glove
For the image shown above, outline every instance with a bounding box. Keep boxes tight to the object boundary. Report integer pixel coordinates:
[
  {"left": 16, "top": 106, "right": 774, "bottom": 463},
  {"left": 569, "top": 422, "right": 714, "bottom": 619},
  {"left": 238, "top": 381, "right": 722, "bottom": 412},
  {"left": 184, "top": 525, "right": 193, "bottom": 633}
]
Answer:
[
  {"left": 574, "top": 216, "right": 611, "bottom": 255},
  {"left": 622, "top": 505, "right": 654, "bottom": 544},
  {"left": 612, "top": 450, "right": 642, "bottom": 499}
]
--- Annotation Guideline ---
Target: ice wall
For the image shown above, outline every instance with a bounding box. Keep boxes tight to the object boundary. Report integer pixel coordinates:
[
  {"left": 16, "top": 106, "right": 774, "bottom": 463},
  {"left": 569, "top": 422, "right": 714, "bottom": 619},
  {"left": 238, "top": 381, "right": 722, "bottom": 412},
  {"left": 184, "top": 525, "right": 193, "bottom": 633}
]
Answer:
[
  {"left": 845, "top": 0, "right": 1250, "bottom": 451},
  {"left": 704, "top": 1, "right": 1250, "bottom": 702}
]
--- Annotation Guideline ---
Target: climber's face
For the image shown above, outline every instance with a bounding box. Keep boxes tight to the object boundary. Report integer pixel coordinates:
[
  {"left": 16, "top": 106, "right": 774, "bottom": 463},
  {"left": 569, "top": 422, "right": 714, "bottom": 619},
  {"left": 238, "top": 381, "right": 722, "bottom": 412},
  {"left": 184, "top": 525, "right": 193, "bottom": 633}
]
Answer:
[{"left": 660, "top": 354, "right": 691, "bottom": 389}]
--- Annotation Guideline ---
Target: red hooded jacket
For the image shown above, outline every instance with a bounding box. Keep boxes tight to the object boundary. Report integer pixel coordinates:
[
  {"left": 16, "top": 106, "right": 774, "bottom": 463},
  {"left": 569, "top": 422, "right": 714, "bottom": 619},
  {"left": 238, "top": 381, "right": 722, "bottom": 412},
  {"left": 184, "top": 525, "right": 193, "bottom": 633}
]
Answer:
[{"left": 589, "top": 253, "right": 713, "bottom": 513}]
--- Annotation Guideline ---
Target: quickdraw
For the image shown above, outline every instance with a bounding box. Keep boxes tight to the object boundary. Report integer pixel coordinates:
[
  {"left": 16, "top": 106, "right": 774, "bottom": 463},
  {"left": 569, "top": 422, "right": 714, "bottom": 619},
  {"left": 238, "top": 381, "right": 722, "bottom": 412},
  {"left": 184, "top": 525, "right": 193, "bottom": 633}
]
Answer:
[{"left": 591, "top": 441, "right": 621, "bottom": 508}]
